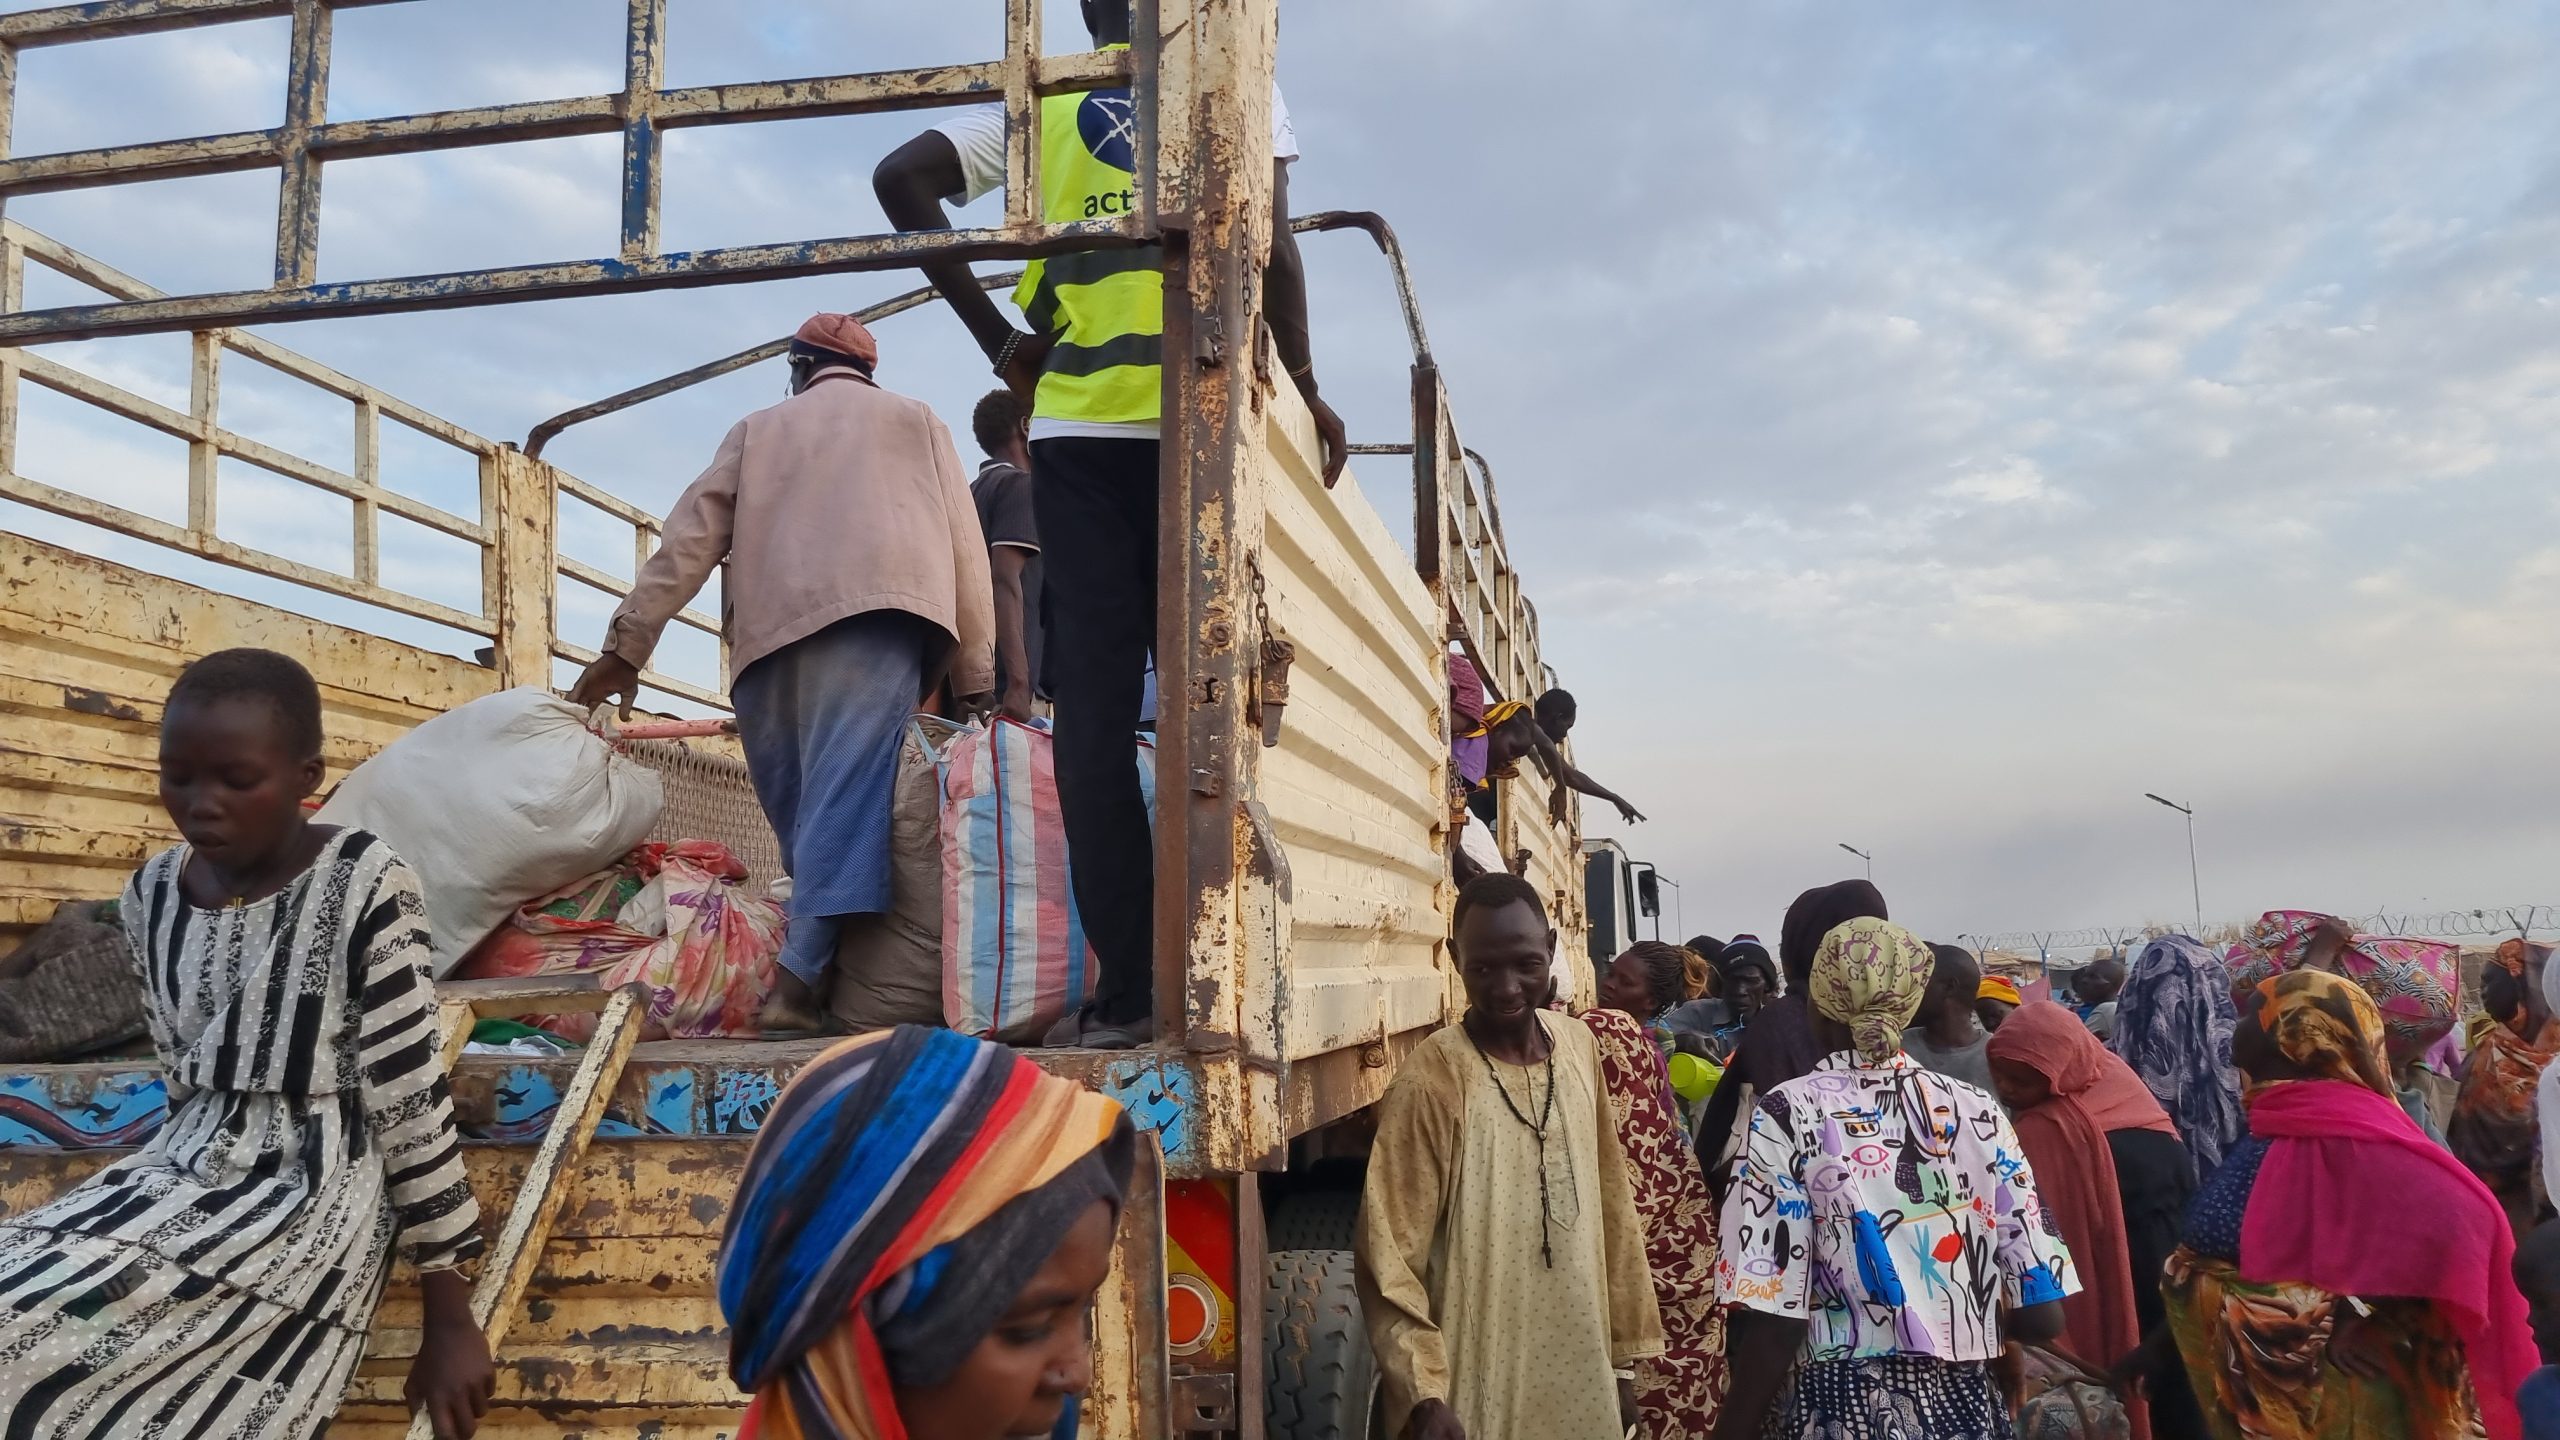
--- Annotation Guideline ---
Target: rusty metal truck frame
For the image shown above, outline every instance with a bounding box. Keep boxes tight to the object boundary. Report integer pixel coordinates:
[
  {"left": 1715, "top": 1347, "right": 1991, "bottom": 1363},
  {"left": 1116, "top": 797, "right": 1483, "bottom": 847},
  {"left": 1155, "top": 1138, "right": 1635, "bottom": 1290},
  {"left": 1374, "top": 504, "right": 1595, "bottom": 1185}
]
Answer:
[{"left": 0, "top": 3, "right": 1576, "bottom": 1433}]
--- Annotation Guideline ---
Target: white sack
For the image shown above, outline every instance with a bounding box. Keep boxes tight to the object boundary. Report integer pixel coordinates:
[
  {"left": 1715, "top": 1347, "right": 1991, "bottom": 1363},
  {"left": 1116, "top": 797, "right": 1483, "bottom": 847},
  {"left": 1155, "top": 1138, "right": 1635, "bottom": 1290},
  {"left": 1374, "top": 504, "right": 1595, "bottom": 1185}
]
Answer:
[{"left": 318, "top": 687, "right": 663, "bottom": 974}]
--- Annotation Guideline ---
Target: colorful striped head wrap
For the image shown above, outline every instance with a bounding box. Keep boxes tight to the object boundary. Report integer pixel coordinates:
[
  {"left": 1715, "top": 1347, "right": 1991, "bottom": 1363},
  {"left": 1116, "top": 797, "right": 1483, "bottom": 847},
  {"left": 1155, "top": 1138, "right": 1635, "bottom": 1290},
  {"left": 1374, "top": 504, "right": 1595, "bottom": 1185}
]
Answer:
[
  {"left": 720, "top": 1026, "right": 1134, "bottom": 1440},
  {"left": 1808, "top": 917, "right": 1933, "bottom": 1064},
  {"left": 1976, "top": 974, "right": 2024, "bottom": 1006},
  {"left": 2245, "top": 970, "right": 2393, "bottom": 1096},
  {"left": 2229, "top": 909, "right": 2457, "bottom": 1058}
]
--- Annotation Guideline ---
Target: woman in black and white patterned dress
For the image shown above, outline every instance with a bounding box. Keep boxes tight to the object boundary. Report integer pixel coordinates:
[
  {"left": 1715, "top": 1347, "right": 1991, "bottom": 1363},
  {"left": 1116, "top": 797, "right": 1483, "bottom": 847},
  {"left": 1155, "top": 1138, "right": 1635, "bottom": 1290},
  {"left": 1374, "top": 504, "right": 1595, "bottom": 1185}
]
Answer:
[{"left": 0, "top": 650, "right": 492, "bottom": 1440}]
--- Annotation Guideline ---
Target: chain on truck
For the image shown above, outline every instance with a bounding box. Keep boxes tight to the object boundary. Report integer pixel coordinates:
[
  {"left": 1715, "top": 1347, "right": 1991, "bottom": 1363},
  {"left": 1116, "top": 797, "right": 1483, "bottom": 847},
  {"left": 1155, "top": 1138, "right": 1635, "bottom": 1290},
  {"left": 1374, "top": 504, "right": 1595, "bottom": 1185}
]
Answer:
[{"left": 0, "top": 2, "right": 1596, "bottom": 1435}]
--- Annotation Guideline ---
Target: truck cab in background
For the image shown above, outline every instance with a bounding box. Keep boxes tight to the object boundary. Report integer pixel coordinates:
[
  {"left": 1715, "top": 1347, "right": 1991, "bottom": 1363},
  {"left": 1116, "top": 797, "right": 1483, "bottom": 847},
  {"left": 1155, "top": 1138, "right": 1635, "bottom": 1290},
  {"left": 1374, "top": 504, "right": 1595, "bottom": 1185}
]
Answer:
[{"left": 1584, "top": 838, "right": 1668, "bottom": 972}]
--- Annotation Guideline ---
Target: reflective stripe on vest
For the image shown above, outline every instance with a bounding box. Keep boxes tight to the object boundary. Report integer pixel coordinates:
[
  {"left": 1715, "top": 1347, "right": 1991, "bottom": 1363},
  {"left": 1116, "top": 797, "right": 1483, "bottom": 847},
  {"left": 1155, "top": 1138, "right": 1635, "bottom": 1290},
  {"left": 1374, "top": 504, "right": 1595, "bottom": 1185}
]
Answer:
[{"left": 1015, "top": 76, "right": 1164, "bottom": 426}]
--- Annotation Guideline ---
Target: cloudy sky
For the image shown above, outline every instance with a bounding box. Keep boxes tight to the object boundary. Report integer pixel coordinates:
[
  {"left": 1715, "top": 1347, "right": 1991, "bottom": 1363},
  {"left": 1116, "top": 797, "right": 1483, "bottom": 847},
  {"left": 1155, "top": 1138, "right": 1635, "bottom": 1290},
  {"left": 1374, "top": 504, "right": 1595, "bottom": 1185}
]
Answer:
[{"left": 5, "top": 1, "right": 2556, "bottom": 953}]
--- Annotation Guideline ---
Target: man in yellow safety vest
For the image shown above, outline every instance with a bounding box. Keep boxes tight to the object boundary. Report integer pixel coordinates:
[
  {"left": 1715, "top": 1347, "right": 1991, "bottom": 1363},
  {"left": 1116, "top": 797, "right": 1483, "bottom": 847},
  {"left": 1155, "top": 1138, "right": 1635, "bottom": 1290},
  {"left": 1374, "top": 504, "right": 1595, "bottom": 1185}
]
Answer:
[{"left": 876, "top": 0, "right": 1344, "bottom": 1049}]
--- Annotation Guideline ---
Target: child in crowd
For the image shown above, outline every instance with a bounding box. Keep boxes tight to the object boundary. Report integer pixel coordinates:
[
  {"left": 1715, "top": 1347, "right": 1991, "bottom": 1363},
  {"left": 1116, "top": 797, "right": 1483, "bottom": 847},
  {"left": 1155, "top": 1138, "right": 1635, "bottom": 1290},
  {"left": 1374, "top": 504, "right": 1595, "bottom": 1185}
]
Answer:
[{"left": 0, "top": 649, "right": 492, "bottom": 1440}]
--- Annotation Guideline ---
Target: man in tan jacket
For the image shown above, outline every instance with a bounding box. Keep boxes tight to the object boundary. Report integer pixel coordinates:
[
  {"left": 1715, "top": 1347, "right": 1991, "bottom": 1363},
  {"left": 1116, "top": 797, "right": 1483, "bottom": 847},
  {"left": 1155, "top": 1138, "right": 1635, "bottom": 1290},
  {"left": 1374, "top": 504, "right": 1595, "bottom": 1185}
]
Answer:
[{"left": 571, "top": 313, "right": 994, "bottom": 1034}]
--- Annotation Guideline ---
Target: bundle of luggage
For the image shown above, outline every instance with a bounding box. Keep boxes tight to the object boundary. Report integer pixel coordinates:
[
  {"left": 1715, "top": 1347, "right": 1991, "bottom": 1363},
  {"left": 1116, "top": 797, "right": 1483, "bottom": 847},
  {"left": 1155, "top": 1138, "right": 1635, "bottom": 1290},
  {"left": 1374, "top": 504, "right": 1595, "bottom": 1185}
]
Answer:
[
  {"left": 320, "top": 688, "right": 1146, "bottom": 1045},
  {"left": 834, "top": 715, "right": 1154, "bottom": 1044}
]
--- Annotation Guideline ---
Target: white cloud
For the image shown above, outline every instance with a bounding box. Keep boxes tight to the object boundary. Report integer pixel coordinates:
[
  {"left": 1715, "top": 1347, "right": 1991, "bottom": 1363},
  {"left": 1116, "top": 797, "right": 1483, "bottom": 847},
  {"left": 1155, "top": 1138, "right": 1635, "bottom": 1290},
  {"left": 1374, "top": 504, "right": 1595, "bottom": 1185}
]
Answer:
[{"left": 5, "top": 0, "right": 2558, "bottom": 948}]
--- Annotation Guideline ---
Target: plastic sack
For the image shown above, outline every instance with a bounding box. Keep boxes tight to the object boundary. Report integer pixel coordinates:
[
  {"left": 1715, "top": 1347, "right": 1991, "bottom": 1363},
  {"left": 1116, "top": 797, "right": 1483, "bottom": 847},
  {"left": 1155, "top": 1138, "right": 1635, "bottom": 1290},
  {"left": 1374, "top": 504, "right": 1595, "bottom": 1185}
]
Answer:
[
  {"left": 0, "top": 899, "right": 144, "bottom": 1063},
  {"left": 829, "top": 715, "right": 965, "bottom": 1032},
  {"left": 318, "top": 687, "right": 662, "bottom": 974},
  {"left": 2013, "top": 1344, "right": 2130, "bottom": 1440},
  {"left": 453, "top": 839, "right": 783, "bottom": 1040},
  {"left": 941, "top": 719, "right": 1154, "bottom": 1044}
]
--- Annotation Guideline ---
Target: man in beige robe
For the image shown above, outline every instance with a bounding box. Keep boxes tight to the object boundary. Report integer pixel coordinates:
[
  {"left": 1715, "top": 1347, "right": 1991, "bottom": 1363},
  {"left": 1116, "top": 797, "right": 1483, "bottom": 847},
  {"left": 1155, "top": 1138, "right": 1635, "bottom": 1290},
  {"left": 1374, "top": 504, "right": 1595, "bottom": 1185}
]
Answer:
[{"left": 1357, "top": 873, "right": 1664, "bottom": 1439}]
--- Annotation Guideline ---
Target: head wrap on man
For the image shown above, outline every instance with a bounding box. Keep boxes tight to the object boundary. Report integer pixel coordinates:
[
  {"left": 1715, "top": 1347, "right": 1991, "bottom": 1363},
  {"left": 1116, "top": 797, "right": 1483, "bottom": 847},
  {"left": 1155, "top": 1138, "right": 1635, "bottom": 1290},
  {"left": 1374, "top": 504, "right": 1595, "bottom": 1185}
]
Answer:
[
  {"left": 720, "top": 1026, "right": 1134, "bottom": 1440},
  {"left": 789, "top": 312, "right": 882, "bottom": 374},
  {"left": 1807, "top": 917, "right": 1933, "bottom": 1065},
  {"left": 1976, "top": 974, "right": 2024, "bottom": 1007}
]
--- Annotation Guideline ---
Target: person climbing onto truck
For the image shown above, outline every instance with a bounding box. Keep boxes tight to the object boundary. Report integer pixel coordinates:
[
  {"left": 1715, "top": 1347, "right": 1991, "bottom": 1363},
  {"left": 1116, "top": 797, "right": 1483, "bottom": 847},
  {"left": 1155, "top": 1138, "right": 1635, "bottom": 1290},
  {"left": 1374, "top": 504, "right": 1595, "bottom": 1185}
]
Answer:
[
  {"left": 971, "top": 388, "right": 1047, "bottom": 723},
  {"left": 1356, "top": 873, "right": 1664, "bottom": 1440},
  {"left": 873, "top": 0, "right": 1345, "bottom": 1048},
  {"left": 0, "top": 649, "right": 493, "bottom": 1440},
  {"left": 568, "top": 314, "right": 996, "bottom": 1036},
  {"left": 1469, "top": 684, "right": 1646, "bottom": 829}
]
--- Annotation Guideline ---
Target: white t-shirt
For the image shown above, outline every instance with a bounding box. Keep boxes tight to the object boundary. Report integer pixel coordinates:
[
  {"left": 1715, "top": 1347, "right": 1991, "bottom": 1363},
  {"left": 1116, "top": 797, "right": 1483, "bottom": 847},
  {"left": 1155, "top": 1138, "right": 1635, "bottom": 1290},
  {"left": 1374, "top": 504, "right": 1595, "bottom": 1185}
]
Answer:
[{"left": 933, "top": 86, "right": 1299, "bottom": 442}]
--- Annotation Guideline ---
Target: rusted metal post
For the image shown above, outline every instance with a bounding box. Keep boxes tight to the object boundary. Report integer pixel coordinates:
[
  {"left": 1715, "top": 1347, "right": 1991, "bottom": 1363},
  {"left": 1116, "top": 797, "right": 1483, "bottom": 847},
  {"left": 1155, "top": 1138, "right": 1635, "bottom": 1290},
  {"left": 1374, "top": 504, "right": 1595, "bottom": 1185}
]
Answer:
[
  {"left": 1000, "top": 0, "right": 1040, "bottom": 235},
  {"left": 617, "top": 0, "right": 665, "bottom": 262},
  {"left": 1153, "top": 0, "right": 1275, "bottom": 1064},
  {"left": 484, "top": 447, "right": 559, "bottom": 688},
  {"left": 351, "top": 395, "right": 380, "bottom": 586},
  {"left": 0, "top": 235, "right": 19, "bottom": 474},
  {"left": 272, "top": 0, "right": 329, "bottom": 287},
  {"left": 0, "top": 40, "right": 16, "bottom": 228},
  {"left": 186, "top": 330, "right": 219, "bottom": 534}
]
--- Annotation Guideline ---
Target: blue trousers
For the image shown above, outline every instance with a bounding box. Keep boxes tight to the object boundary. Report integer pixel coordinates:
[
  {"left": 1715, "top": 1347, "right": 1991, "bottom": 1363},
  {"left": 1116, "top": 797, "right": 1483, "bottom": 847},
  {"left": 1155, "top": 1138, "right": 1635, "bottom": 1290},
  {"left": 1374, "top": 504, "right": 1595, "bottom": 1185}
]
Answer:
[{"left": 731, "top": 611, "right": 935, "bottom": 985}]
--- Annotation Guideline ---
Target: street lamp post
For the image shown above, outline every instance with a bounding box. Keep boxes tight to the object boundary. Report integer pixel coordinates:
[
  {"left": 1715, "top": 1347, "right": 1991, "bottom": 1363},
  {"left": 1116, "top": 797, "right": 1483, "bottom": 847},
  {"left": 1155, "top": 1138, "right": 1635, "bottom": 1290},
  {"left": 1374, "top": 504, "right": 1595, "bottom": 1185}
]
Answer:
[
  {"left": 1838, "top": 843, "right": 1873, "bottom": 882},
  {"left": 2144, "top": 793, "right": 2202, "bottom": 935}
]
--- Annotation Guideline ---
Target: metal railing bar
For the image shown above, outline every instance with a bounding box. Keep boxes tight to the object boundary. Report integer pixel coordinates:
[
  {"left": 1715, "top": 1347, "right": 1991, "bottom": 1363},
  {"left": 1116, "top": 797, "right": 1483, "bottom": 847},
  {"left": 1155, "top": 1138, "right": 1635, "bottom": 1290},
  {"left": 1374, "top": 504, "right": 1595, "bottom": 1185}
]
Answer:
[
  {"left": 552, "top": 471, "right": 663, "bottom": 532},
  {"left": 616, "top": 0, "right": 665, "bottom": 264},
  {"left": 0, "top": 55, "right": 1136, "bottom": 197},
  {"left": 523, "top": 270, "right": 1023, "bottom": 457},
  {"left": 272, "top": 0, "right": 330, "bottom": 286},
  {"left": 12, "top": 349, "right": 486, "bottom": 540},
  {"left": 548, "top": 635, "right": 729, "bottom": 712},
  {"left": 1289, "top": 211, "right": 1431, "bottom": 365},
  {"left": 3, "top": 221, "right": 500, "bottom": 453},
  {"left": 0, "top": 468, "right": 495, "bottom": 634},
  {"left": 0, "top": 0, "right": 410, "bottom": 49},
  {"left": 0, "top": 221, "right": 1143, "bottom": 344},
  {"left": 550, "top": 551, "right": 716, "bottom": 637}
]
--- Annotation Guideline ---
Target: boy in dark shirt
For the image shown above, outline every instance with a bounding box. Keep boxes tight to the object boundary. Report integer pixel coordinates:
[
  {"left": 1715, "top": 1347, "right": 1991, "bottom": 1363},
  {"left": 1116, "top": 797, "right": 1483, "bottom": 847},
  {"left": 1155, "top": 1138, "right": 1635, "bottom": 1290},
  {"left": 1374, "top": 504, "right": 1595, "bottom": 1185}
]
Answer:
[{"left": 970, "top": 389, "right": 1044, "bottom": 721}]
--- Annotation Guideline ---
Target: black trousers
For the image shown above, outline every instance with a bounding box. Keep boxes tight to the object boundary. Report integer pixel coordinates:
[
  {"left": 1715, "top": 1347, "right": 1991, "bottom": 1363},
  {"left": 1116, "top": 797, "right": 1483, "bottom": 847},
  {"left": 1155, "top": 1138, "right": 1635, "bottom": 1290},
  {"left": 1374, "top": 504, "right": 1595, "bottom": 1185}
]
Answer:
[{"left": 1029, "top": 435, "right": 1159, "bottom": 1025}]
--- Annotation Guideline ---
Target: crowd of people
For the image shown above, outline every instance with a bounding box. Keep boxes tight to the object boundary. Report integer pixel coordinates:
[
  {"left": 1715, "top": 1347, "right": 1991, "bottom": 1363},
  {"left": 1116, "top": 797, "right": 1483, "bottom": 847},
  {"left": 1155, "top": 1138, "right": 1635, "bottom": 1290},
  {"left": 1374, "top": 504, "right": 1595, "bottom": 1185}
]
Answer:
[{"left": 1350, "top": 873, "right": 2560, "bottom": 1440}]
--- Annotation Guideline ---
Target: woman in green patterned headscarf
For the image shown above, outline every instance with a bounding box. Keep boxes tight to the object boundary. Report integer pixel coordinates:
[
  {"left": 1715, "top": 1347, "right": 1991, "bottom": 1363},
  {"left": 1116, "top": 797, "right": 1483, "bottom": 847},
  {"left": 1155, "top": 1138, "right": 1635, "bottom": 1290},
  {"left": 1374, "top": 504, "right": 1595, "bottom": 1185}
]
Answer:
[{"left": 1806, "top": 916, "right": 1936, "bottom": 1064}]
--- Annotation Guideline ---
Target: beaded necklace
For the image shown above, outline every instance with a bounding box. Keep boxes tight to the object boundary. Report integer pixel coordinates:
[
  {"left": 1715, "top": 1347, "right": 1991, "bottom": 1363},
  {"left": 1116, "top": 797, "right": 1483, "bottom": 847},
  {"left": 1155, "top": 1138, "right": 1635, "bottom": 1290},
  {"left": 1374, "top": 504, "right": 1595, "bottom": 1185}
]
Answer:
[{"left": 1465, "top": 1012, "right": 1558, "bottom": 1268}]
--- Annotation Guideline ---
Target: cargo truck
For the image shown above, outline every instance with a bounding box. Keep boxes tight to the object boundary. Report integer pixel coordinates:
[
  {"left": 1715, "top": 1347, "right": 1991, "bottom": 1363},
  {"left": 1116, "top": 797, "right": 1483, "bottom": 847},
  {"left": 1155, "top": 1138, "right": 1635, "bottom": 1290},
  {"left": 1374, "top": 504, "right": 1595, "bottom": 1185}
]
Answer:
[{"left": 0, "top": 3, "right": 1590, "bottom": 1436}]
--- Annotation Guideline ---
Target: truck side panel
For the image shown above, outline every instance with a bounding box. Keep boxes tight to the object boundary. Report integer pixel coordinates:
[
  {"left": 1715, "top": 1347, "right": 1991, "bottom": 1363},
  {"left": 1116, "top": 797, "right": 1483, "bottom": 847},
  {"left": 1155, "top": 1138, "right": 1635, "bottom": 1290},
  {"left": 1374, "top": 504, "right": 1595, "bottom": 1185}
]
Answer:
[
  {"left": 1259, "top": 381, "right": 1452, "bottom": 1062},
  {"left": 0, "top": 532, "right": 503, "bottom": 950}
]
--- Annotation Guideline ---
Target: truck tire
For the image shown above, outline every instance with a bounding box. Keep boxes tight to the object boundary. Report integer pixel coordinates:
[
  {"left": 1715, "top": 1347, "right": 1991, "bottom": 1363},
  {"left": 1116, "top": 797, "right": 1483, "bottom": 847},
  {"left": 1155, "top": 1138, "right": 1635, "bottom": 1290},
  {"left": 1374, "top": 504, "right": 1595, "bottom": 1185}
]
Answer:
[
  {"left": 1264, "top": 1250, "right": 1379, "bottom": 1440},
  {"left": 1266, "top": 1189, "right": 1361, "bottom": 1253}
]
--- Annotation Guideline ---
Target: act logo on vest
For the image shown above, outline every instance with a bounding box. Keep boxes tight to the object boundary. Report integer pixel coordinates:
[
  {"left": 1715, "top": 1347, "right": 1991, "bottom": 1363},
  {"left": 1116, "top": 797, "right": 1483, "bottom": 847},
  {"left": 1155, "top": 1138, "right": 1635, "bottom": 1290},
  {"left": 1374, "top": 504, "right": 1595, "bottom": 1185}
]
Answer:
[{"left": 1076, "top": 90, "right": 1140, "bottom": 218}]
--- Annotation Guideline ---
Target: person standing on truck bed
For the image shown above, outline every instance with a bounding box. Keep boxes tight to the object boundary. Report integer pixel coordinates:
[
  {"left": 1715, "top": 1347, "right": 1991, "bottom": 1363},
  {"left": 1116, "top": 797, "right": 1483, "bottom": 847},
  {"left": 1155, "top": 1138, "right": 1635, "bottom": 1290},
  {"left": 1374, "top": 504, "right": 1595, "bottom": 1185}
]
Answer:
[
  {"left": 874, "top": 0, "right": 1347, "bottom": 1049},
  {"left": 971, "top": 388, "right": 1047, "bottom": 723},
  {"left": 1356, "top": 873, "right": 1664, "bottom": 1440},
  {"left": 569, "top": 315, "right": 997, "bottom": 1036},
  {"left": 0, "top": 649, "right": 493, "bottom": 1440}
]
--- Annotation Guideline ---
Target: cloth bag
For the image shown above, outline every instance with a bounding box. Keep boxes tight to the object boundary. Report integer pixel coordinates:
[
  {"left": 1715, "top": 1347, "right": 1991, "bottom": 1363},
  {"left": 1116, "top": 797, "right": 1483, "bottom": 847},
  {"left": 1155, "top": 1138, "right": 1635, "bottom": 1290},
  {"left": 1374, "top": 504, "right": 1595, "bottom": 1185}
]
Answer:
[
  {"left": 0, "top": 899, "right": 144, "bottom": 1063},
  {"left": 2013, "top": 1344, "right": 2130, "bottom": 1440},
  {"left": 453, "top": 839, "right": 783, "bottom": 1040},
  {"left": 829, "top": 715, "right": 965, "bottom": 1031},
  {"left": 318, "top": 688, "right": 662, "bottom": 974},
  {"left": 941, "top": 719, "right": 1154, "bottom": 1044}
]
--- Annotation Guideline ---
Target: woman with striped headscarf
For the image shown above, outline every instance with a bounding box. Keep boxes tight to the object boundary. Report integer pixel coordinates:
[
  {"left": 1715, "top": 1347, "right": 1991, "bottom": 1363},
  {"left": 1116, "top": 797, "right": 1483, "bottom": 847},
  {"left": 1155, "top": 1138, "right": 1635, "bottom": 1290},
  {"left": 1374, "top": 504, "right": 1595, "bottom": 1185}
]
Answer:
[{"left": 720, "top": 1026, "right": 1136, "bottom": 1440}]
